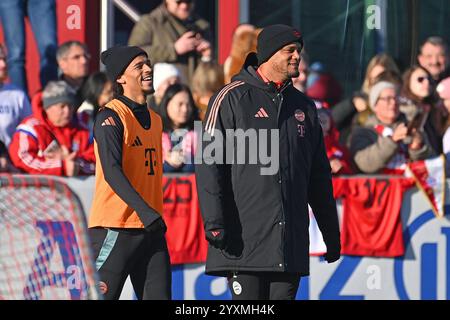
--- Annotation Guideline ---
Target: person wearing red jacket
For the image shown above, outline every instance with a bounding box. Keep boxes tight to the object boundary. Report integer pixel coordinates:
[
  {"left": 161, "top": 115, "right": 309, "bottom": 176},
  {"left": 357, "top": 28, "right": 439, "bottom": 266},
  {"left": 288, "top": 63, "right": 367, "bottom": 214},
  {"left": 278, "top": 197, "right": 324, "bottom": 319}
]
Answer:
[{"left": 8, "top": 81, "right": 95, "bottom": 176}]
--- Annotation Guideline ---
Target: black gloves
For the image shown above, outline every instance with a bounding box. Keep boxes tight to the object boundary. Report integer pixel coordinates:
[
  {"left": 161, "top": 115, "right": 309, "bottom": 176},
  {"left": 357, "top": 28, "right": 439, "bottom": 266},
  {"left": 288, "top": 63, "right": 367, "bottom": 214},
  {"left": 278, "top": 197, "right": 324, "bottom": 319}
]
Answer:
[
  {"left": 205, "top": 228, "right": 227, "bottom": 250},
  {"left": 324, "top": 242, "right": 341, "bottom": 263},
  {"left": 145, "top": 217, "right": 167, "bottom": 234}
]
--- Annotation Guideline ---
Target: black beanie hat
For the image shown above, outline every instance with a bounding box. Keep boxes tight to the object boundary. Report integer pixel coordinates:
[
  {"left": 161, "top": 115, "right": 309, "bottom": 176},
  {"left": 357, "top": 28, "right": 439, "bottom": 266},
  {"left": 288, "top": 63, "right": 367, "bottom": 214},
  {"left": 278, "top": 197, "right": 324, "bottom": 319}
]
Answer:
[
  {"left": 100, "top": 45, "right": 148, "bottom": 81},
  {"left": 257, "top": 24, "right": 303, "bottom": 65}
]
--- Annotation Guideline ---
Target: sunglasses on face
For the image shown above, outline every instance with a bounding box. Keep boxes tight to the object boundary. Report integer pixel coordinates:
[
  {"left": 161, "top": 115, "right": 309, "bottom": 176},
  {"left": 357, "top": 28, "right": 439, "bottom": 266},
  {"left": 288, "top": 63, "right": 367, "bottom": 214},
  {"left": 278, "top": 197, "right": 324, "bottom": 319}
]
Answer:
[
  {"left": 175, "top": 0, "right": 192, "bottom": 4},
  {"left": 416, "top": 76, "right": 430, "bottom": 83}
]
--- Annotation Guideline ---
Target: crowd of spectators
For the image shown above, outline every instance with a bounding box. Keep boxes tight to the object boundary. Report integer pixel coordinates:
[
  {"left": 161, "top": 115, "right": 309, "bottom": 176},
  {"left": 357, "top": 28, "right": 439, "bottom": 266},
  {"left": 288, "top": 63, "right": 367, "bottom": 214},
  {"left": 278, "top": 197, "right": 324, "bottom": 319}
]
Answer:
[{"left": 1, "top": 0, "right": 450, "bottom": 177}]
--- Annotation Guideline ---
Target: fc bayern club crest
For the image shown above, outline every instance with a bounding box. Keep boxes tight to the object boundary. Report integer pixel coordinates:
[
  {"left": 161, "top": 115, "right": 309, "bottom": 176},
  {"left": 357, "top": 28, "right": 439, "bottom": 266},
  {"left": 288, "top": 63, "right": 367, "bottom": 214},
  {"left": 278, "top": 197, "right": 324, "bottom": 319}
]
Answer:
[{"left": 295, "top": 109, "right": 305, "bottom": 122}]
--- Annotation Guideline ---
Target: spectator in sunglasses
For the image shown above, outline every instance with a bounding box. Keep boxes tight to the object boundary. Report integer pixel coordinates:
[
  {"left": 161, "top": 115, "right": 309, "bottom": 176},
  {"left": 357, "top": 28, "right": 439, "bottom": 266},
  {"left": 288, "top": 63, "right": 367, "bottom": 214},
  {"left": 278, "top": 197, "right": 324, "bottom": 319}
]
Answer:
[
  {"left": 129, "top": 0, "right": 212, "bottom": 83},
  {"left": 400, "top": 65, "right": 446, "bottom": 154}
]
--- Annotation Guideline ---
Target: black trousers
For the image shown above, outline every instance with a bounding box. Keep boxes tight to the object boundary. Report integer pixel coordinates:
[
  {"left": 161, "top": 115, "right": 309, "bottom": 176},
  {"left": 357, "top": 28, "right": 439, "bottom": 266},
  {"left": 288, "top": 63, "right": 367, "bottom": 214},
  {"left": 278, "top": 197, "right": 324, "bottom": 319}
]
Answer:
[
  {"left": 227, "top": 272, "right": 300, "bottom": 300},
  {"left": 89, "top": 227, "right": 171, "bottom": 300}
]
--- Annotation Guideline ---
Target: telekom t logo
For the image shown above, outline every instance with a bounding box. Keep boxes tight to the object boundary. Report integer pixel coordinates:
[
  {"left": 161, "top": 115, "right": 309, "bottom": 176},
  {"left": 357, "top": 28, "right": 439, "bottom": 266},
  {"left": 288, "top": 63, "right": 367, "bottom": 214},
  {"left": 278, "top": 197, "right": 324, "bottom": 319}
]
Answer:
[{"left": 145, "top": 148, "right": 157, "bottom": 175}]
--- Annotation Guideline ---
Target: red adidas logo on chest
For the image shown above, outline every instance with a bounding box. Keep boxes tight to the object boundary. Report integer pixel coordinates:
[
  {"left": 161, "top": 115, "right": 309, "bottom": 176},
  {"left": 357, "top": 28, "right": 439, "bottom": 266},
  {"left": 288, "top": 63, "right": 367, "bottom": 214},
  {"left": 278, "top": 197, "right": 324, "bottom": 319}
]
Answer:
[{"left": 254, "top": 107, "right": 269, "bottom": 118}]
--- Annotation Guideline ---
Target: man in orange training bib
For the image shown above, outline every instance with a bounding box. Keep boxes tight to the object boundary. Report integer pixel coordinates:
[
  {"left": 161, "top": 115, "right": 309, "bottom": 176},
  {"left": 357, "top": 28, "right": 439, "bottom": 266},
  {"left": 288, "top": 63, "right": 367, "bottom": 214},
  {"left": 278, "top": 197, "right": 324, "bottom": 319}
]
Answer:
[{"left": 89, "top": 45, "right": 171, "bottom": 300}]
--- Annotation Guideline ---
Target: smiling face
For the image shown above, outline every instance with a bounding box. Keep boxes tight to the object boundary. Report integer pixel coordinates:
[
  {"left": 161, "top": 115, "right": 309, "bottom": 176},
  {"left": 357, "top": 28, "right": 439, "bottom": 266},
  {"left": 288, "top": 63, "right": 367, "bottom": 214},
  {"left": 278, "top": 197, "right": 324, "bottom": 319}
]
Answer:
[
  {"left": 418, "top": 42, "right": 448, "bottom": 80},
  {"left": 409, "top": 67, "right": 432, "bottom": 99},
  {"left": 166, "top": 90, "right": 193, "bottom": 129},
  {"left": 117, "top": 54, "right": 154, "bottom": 103},
  {"left": 267, "top": 42, "right": 302, "bottom": 82},
  {"left": 374, "top": 87, "right": 399, "bottom": 124}
]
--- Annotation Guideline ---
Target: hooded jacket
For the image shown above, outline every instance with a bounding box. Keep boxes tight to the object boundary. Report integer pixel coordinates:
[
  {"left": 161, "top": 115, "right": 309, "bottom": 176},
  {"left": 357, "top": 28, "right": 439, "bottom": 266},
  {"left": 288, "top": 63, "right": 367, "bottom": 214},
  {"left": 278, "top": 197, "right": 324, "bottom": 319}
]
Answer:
[
  {"left": 8, "top": 93, "right": 95, "bottom": 176},
  {"left": 195, "top": 53, "right": 340, "bottom": 276}
]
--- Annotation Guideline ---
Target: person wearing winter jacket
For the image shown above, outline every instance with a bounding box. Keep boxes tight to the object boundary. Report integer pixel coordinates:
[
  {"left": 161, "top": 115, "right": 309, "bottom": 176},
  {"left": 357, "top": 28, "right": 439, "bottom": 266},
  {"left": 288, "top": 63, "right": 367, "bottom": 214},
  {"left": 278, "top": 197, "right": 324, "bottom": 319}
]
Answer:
[
  {"left": 195, "top": 24, "right": 341, "bottom": 300},
  {"left": 8, "top": 81, "right": 95, "bottom": 176},
  {"left": 128, "top": 0, "right": 211, "bottom": 83},
  {"left": 350, "top": 81, "right": 434, "bottom": 174}
]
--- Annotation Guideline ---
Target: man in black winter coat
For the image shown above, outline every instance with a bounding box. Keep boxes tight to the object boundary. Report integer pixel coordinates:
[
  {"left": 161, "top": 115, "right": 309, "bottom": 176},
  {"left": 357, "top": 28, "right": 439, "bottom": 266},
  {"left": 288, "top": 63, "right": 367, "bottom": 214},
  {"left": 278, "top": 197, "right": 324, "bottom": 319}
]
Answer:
[{"left": 195, "top": 24, "right": 341, "bottom": 300}]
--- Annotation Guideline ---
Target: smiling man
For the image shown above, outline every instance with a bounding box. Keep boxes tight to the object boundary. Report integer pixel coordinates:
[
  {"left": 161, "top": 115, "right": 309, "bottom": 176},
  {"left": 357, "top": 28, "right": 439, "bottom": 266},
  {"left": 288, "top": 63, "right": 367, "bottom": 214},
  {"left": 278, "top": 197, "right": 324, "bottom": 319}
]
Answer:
[
  {"left": 417, "top": 36, "right": 449, "bottom": 82},
  {"left": 195, "top": 25, "right": 341, "bottom": 300},
  {"left": 89, "top": 46, "right": 171, "bottom": 300}
]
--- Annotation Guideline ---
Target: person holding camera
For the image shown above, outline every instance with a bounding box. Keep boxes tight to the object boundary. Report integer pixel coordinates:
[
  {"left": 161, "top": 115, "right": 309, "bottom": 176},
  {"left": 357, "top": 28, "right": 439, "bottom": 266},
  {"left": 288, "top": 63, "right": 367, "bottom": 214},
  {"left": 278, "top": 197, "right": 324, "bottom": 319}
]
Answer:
[
  {"left": 350, "top": 81, "right": 434, "bottom": 174},
  {"left": 128, "top": 0, "right": 212, "bottom": 83},
  {"left": 400, "top": 65, "right": 445, "bottom": 154}
]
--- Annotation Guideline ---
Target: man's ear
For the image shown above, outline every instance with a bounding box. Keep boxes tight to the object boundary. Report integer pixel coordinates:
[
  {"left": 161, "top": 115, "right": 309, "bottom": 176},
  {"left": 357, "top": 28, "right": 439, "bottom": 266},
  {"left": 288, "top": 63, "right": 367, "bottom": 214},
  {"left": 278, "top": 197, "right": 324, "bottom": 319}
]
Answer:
[
  {"left": 417, "top": 53, "right": 425, "bottom": 67},
  {"left": 116, "top": 75, "right": 126, "bottom": 85},
  {"left": 58, "top": 59, "right": 67, "bottom": 74}
]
